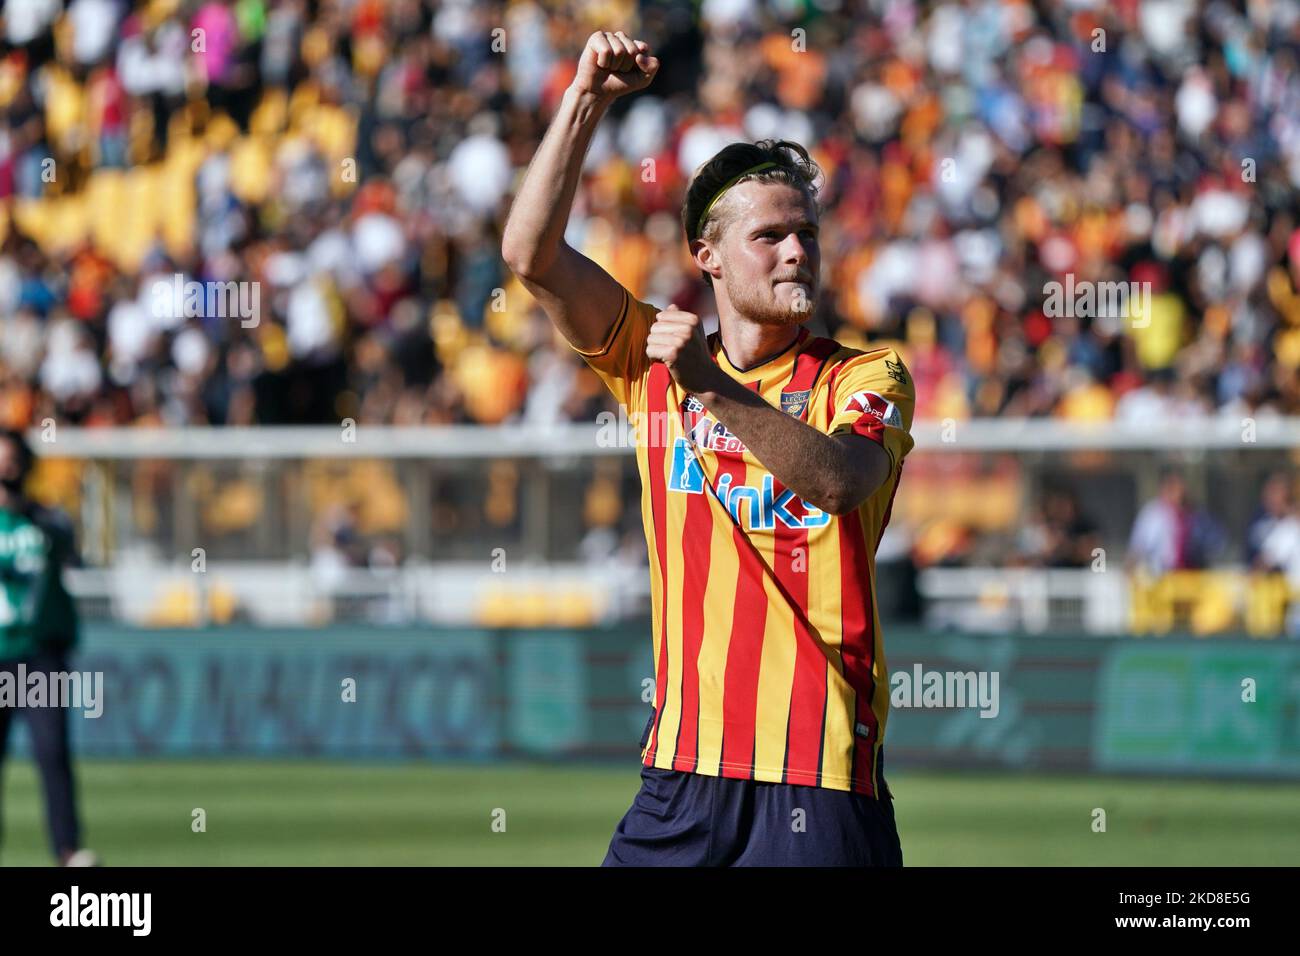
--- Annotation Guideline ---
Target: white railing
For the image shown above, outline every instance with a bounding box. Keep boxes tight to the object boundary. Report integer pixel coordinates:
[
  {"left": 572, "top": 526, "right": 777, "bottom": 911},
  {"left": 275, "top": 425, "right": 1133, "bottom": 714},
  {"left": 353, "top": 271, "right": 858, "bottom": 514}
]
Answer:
[
  {"left": 24, "top": 417, "right": 1300, "bottom": 459},
  {"left": 919, "top": 566, "right": 1300, "bottom": 636},
  {"left": 918, "top": 567, "right": 1132, "bottom": 634},
  {"left": 64, "top": 561, "right": 651, "bottom": 628},
  {"left": 63, "top": 562, "right": 1299, "bottom": 634},
  {"left": 31, "top": 423, "right": 1299, "bottom": 633}
]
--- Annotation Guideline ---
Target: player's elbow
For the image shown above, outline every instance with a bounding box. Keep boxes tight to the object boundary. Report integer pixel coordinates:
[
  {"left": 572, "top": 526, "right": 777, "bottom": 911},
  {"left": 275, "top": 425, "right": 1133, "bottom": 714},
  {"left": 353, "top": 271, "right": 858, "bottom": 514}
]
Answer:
[
  {"left": 501, "top": 239, "right": 539, "bottom": 279},
  {"left": 501, "top": 221, "right": 536, "bottom": 275},
  {"left": 822, "top": 436, "right": 893, "bottom": 516},
  {"left": 820, "top": 483, "right": 868, "bottom": 517},
  {"left": 820, "top": 497, "right": 853, "bottom": 518},
  {"left": 501, "top": 224, "right": 563, "bottom": 280},
  {"left": 506, "top": 249, "right": 563, "bottom": 285},
  {"left": 822, "top": 467, "right": 888, "bottom": 516},
  {"left": 826, "top": 497, "right": 863, "bottom": 518}
]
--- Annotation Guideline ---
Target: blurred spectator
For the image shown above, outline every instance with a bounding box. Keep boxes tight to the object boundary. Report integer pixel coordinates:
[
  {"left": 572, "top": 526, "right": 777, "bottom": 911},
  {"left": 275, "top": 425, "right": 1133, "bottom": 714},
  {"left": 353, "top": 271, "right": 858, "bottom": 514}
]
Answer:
[
  {"left": 1017, "top": 489, "right": 1102, "bottom": 568},
  {"left": 1246, "top": 472, "right": 1294, "bottom": 566},
  {"left": 1252, "top": 482, "right": 1300, "bottom": 637},
  {"left": 309, "top": 499, "right": 362, "bottom": 592},
  {"left": 1256, "top": 503, "right": 1300, "bottom": 581},
  {"left": 1127, "top": 471, "right": 1227, "bottom": 574}
]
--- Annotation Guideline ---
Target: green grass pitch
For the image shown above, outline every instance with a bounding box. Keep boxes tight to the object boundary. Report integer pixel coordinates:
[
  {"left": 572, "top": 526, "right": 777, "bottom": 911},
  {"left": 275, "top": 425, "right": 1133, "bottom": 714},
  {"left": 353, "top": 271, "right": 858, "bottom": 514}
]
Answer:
[{"left": 2, "top": 759, "right": 1297, "bottom": 865}]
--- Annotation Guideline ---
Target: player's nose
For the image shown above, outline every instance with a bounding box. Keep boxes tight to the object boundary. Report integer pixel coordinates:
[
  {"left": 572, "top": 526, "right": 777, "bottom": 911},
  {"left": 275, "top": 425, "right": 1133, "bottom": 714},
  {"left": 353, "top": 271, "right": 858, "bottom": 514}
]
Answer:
[{"left": 781, "top": 233, "right": 812, "bottom": 268}]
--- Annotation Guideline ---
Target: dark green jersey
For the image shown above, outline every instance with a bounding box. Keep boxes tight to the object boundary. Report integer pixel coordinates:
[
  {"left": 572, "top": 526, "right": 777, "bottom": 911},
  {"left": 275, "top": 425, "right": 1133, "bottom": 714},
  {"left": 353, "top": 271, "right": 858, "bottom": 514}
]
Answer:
[{"left": 0, "top": 503, "right": 80, "bottom": 661}]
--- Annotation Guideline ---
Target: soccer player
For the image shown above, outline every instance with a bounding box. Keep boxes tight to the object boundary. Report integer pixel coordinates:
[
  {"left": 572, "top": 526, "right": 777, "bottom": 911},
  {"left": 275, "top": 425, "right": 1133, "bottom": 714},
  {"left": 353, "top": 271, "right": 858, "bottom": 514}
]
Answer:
[
  {"left": 503, "top": 32, "right": 915, "bottom": 866},
  {"left": 0, "top": 428, "right": 97, "bottom": 866}
]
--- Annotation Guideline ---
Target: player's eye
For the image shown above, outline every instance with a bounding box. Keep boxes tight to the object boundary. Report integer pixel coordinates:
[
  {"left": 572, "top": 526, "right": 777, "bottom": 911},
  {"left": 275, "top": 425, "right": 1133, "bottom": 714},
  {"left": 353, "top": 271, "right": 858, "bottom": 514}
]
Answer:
[{"left": 758, "top": 229, "right": 817, "bottom": 242}]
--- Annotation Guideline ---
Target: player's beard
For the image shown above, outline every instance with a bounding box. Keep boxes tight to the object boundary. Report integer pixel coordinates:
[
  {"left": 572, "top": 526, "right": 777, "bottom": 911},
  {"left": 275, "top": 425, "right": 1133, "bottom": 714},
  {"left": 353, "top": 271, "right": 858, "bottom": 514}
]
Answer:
[{"left": 724, "top": 275, "right": 815, "bottom": 327}]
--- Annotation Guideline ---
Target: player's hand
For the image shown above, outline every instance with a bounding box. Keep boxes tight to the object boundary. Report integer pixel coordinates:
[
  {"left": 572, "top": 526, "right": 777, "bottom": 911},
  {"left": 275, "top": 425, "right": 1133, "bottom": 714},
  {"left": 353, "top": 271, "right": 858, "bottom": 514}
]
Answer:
[
  {"left": 571, "top": 31, "right": 660, "bottom": 102},
  {"left": 646, "top": 304, "right": 719, "bottom": 395}
]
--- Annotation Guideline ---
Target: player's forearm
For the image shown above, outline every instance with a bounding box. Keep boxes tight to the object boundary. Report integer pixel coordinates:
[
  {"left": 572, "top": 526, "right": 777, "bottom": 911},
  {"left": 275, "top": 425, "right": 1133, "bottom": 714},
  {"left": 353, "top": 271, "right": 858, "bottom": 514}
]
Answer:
[
  {"left": 501, "top": 85, "right": 611, "bottom": 276},
  {"left": 697, "top": 373, "right": 885, "bottom": 516}
]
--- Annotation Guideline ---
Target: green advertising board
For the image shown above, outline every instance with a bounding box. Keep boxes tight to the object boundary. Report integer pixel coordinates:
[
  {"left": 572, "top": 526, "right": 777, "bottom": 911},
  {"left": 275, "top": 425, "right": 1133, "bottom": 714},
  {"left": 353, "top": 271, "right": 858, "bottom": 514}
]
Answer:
[
  {"left": 505, "top": 633, "right": 587, "bottom": 753},
  {"left": 5, "top": 623, "right": 1297, "bottom": 779},
  {"left": 1096, "top": 644, "right": 1300, "bottom": 774}
]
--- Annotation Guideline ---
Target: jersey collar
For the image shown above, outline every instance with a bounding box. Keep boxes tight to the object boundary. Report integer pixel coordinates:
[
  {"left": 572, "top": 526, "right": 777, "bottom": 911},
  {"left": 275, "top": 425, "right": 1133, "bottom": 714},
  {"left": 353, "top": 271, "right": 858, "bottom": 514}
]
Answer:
[{"left": 710, "top": 326, "right": 809, "bottom": 384}]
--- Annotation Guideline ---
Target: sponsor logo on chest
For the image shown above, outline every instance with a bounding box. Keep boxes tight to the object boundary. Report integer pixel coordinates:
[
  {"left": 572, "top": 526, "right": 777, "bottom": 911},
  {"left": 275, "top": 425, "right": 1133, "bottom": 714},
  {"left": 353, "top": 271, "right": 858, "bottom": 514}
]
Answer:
[
  {"left": 667, "top": 435, "right": 830, "bottom": 531},
  {"left": 680, "top": 395, "right": 747, "bottom": 455}
]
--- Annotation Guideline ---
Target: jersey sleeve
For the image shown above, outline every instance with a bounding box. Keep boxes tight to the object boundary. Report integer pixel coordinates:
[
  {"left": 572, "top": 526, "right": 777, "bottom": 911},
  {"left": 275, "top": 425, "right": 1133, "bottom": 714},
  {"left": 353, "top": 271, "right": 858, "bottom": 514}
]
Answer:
[
  {"left": 567, "top": 286, "right": 655, "bottom": 410},
  {"left": 827, "top": 347, "right": 916, "bottom": 471}
]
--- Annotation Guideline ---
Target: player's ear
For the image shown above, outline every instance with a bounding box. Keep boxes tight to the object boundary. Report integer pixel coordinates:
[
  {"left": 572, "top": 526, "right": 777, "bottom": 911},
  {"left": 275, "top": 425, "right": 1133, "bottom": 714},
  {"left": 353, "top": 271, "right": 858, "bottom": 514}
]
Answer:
[{"left": 690, "top": 237, "right": 722, "bottom": 283}]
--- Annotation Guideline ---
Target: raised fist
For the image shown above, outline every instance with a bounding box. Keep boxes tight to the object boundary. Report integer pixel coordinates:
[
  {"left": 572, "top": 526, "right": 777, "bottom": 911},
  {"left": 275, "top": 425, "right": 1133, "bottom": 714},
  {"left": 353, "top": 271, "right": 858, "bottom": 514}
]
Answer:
[
  {"left": 646, "top": 304, "right": 716, "bottom": 394},
  {"left": 572, "top": 31, "right": 660, "bottom": 102}
]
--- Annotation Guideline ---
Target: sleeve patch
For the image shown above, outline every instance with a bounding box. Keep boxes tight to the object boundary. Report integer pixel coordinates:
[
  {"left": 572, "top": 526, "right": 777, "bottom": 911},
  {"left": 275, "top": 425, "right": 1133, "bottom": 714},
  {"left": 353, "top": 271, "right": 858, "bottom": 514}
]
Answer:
[{"left": 842, "top": 390, "right": 902, "bottom": 428}]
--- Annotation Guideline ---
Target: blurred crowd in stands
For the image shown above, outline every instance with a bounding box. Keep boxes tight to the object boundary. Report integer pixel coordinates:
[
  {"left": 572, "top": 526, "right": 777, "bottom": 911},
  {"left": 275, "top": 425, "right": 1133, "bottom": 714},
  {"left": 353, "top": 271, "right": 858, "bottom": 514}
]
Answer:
[
  {"left": 2, "top": 0, "right": 1300, "bottom": 604},
  {"left": 1, "top": 0, "right": 1298, "bottom": 431}
]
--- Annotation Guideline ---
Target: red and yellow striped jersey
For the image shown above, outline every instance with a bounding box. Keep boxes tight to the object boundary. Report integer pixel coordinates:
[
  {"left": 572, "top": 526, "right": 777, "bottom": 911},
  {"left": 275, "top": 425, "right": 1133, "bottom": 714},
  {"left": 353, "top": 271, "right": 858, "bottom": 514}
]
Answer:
[{"left": 573, "top": 287, "right": 916, "bottom": 796}]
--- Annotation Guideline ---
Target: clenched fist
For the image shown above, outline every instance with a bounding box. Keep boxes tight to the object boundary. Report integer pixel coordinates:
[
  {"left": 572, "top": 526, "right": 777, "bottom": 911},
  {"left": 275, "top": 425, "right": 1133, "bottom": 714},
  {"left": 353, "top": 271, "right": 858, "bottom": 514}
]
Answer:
[
  {"left": 646, "top": 304, "right": 720, "bottom": 395},
  {"left": 572, "top": 31, "right": 660, "bottom": 102}
]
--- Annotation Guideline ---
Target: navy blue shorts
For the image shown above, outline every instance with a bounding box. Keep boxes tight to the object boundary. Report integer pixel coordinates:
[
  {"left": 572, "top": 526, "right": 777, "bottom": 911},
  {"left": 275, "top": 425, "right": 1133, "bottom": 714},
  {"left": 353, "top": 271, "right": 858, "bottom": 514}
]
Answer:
[{"left": 603, "top": 716, "right": 903, "bottom": 867}]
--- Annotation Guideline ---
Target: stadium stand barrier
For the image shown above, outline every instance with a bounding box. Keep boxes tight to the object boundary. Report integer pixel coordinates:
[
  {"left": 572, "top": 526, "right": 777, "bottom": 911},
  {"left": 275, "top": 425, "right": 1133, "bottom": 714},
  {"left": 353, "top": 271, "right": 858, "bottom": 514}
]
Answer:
[{"left": 23, "top": 422, "right": 1300, "bottom": 635}]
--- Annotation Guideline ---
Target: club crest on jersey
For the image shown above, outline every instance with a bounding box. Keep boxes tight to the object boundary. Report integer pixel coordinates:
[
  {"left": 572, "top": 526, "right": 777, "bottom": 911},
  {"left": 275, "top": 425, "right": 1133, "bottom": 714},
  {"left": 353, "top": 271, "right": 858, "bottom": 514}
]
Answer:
[
  {"left": 780, "top": 388, "right": 811, "bottom": 418},
  {"left": 843, "top": 390, "right": 902, "bottom": 428}
]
